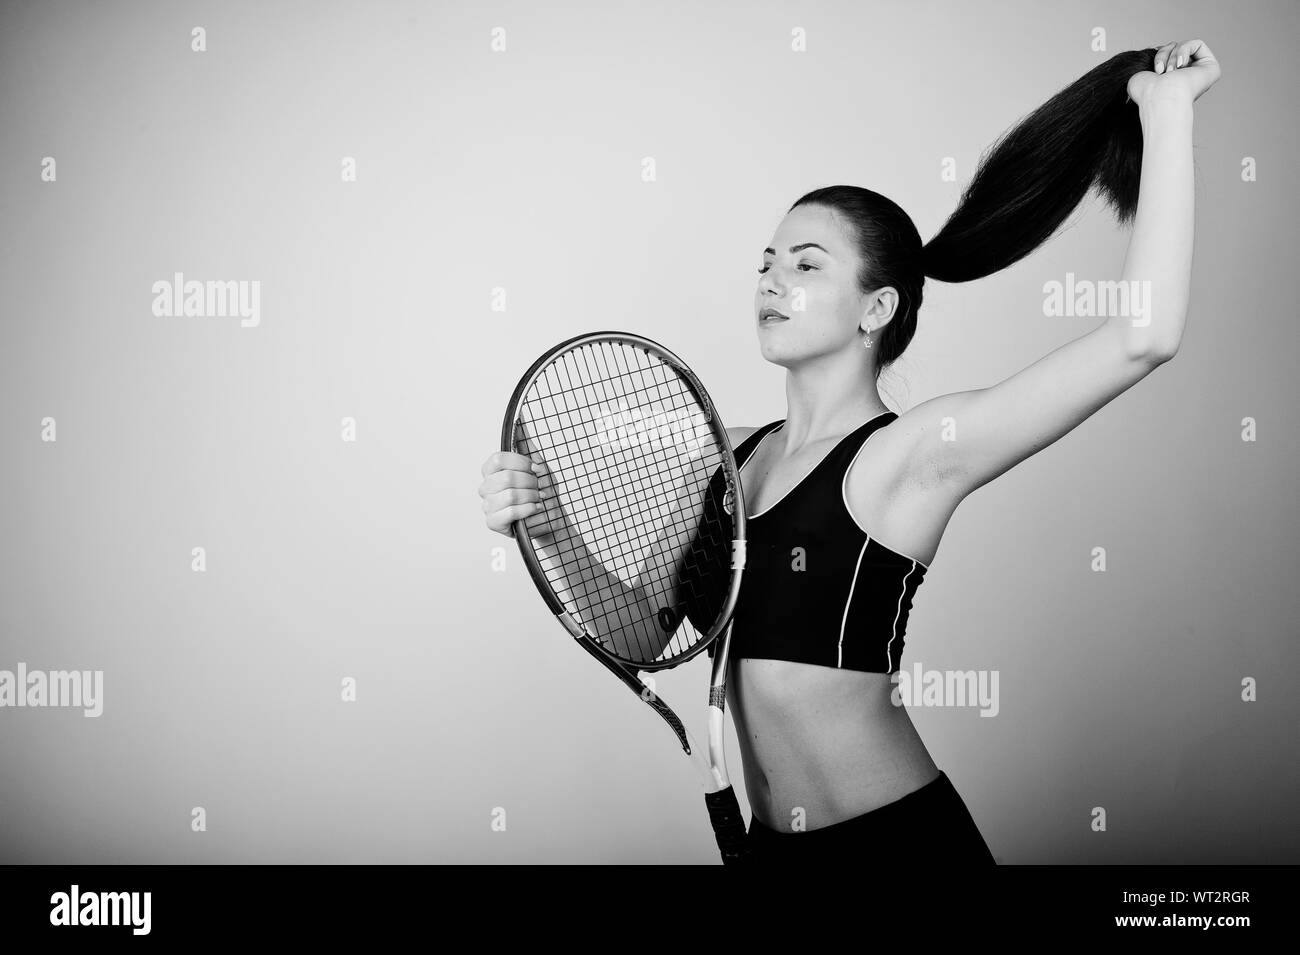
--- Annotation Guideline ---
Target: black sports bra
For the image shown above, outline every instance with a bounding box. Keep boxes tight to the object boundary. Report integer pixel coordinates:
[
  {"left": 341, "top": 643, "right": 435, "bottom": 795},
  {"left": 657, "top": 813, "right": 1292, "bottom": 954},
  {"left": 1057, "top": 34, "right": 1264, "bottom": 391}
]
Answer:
[{"left": 692, "top": 411, "right": 929, "bottom": 674}]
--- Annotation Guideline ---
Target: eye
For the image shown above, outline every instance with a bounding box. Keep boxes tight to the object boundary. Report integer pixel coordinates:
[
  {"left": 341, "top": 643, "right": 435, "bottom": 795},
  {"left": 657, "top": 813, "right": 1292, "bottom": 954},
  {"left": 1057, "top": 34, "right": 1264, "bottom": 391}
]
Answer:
[{"left": 756, "top": 261, "right": 818, "bottom": 275}]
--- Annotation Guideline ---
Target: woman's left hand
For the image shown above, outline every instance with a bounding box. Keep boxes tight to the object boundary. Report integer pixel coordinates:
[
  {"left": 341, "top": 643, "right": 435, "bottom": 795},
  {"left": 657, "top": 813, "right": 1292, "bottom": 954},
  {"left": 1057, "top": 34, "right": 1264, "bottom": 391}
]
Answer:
[{"left": 1127, "top": 39, "right": 1221, "bottom": 108}]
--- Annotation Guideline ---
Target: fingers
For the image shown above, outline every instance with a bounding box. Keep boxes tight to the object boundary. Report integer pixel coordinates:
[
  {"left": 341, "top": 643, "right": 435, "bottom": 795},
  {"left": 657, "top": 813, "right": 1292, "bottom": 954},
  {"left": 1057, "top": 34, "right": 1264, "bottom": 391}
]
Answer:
[
  {"left": 479, "top": 463, "right": 538, "bottom": 498},
  {"left": 480, "top": 447, "right": 560, "bottom": 538},
  {"left": 1153, "top": 41, "right": 1179, "bottom": 73},
  {"left": 481, "top": 449, "right": 536, "bottom": 478},
  {"left": 1155, "top": 39, "right": 1215, "bottom": 74},
  {"left": 1179, "top": 38, "right": 1218, "bottom": 69},
  {"left": 1173, "top": 39, "right": 1198, "bottom": 69},
  {"left": 480, "top": 478, "right": 541, "bottom": 514},
  {"left": 494, "top": 502, "right": 545, "bottom": 538}
]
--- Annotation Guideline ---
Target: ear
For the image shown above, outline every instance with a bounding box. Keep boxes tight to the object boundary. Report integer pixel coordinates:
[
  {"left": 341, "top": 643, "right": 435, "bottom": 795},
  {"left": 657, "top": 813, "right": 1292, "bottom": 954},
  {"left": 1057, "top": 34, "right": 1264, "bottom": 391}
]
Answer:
[{"left": 860, "top": 286, "right": 900, "bottom": 334}]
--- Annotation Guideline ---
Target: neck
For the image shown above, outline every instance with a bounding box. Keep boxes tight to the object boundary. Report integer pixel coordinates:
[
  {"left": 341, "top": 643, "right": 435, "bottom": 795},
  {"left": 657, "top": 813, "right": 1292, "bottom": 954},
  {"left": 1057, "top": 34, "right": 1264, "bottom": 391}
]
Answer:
[{"left": 779, "top": 346, "right": 889, "bottom": 451}]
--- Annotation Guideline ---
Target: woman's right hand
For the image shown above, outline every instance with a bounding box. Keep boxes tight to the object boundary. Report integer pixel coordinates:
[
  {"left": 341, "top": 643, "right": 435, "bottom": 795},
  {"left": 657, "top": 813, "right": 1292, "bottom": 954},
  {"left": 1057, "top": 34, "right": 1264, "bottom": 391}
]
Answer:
[{"left": 478, "top": 450, "right": 556, "bottom": 542}]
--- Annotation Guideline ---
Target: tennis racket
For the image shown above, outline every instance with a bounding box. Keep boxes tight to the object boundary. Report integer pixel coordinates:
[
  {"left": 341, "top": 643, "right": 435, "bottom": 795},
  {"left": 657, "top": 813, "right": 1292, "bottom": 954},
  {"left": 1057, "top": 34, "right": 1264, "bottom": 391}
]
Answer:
[{"left": 501, "top": 330, "right": 751, "bottom": 865}]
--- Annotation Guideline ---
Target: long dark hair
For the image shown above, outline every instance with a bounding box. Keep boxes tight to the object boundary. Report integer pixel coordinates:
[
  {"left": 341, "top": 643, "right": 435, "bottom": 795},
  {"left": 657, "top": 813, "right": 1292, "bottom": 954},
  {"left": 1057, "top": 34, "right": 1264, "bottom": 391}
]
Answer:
[{"left": 791, "top": 47, "right": 1156, "bottom": 379}]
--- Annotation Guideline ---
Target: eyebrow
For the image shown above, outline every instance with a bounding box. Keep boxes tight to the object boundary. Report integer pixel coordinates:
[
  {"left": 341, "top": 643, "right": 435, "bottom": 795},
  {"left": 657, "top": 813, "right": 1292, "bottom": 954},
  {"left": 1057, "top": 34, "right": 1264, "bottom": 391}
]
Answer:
[{"left": 763, "top": 243, "right": 831, "bottom": 256}]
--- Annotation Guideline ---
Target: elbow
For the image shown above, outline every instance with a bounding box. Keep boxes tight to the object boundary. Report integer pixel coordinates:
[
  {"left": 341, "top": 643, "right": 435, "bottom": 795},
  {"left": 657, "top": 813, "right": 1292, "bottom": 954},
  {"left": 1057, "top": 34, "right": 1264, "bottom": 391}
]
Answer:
[
  {"left": 1120, "top": 342, "right": 1178, "bottom": 369},
  {"left": 1140, "top": 342, "right": 1180, "bottom": 366},
  {"left": 1116, "top": 325, "right": 1180, "bottom": 366}
]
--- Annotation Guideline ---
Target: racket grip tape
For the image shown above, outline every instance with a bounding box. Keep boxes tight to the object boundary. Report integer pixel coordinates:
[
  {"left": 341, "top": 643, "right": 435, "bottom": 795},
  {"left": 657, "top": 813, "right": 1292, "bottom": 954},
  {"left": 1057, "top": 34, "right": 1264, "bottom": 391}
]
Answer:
[{"left": 704, "top": 785, "right": 751, "bottom": 865}]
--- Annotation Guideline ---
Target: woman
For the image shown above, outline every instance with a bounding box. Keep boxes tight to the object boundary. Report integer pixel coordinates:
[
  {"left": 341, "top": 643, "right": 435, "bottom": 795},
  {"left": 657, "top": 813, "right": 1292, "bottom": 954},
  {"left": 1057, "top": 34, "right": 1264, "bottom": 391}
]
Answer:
[{"left": 478, "top": 40, "right": 1220, "bottom": 864}]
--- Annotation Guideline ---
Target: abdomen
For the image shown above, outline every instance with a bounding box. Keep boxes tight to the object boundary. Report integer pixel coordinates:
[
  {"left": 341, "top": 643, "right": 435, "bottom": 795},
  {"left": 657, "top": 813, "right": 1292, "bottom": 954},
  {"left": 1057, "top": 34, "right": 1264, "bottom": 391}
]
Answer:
[{"left": 729, "top": 658, "right": 941, "bottom": 830}]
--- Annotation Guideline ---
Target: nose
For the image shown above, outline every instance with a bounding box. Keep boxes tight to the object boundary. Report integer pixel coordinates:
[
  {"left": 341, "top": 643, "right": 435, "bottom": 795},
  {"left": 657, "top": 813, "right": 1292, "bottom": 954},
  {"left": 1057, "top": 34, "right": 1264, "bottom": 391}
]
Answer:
[{"left": 758, "top": 265, "right": 788, "bottom": 296}]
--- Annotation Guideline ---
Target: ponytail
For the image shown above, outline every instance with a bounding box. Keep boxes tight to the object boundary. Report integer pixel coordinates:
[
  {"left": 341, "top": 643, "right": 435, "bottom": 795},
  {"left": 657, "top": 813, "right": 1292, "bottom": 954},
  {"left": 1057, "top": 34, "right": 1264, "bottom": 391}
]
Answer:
[{"left": 922, "top": 48, "right": 1156, "bottom": 283}]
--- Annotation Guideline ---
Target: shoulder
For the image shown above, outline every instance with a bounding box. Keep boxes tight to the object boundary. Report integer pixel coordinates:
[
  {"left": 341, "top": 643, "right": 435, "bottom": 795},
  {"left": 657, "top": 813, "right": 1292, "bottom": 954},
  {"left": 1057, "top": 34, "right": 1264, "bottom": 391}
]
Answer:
[{"left": 726, "top": 425, "right": 760, "bottom": 448}]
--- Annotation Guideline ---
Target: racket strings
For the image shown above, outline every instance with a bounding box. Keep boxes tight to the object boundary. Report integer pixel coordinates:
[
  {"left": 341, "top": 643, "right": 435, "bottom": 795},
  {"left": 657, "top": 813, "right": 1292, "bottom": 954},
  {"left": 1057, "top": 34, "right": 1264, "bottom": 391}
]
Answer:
[
  {"left": 516, "top": 341, "right": 737, "bottom": 666},
  {"left": 540, "top": 343, "right": 722, "bottom": 624}
]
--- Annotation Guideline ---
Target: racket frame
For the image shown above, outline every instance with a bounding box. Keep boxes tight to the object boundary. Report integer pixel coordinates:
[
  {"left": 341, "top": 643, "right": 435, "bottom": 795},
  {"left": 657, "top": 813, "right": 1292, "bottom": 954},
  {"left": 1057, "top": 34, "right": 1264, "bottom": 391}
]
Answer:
[{"left": 500, "top": 330, "right": 748, "bottom": 800}]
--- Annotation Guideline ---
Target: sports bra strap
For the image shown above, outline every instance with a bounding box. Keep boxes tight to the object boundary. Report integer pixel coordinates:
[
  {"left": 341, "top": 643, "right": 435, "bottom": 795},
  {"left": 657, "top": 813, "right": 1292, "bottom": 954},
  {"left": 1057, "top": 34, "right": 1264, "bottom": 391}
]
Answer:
[{"left": 733, "top": 420, "right": 783, "bottom": 470}]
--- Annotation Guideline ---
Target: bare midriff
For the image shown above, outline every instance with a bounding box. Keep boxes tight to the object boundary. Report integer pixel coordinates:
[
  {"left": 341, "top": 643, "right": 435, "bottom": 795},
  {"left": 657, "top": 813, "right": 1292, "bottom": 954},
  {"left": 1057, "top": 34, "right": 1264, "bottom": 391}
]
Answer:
[{"left": 729, "top": 657, "right": 940, "bottom": 831}]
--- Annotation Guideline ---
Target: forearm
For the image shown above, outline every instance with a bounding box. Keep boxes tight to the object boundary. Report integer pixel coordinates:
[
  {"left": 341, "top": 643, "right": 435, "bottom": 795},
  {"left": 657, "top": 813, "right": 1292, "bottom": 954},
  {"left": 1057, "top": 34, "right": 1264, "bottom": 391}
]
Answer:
[{"left": 1116, "top": 92, "right": 1195, "bottom": 360}]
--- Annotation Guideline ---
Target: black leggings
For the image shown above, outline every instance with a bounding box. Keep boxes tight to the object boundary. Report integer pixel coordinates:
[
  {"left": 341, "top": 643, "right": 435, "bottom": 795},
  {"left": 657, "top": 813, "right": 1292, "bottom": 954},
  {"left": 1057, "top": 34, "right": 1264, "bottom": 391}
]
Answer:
[{"left": 746, "top": 770, "right": 996, "bottom": 865}]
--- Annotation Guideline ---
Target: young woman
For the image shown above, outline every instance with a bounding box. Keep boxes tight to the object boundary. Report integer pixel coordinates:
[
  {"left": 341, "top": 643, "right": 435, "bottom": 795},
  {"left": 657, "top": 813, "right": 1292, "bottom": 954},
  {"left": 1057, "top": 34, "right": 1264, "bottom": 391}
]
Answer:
[{"left": 479, "top": 40, "right": 1220, "bottom": 864}]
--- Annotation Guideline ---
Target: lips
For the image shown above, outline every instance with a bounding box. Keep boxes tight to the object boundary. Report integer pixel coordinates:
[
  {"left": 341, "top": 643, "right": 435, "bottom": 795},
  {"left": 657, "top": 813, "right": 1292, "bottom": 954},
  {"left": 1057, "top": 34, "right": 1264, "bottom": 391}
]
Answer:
[{"left": 759, "top": 307, "right": 789, "bottom": 323}]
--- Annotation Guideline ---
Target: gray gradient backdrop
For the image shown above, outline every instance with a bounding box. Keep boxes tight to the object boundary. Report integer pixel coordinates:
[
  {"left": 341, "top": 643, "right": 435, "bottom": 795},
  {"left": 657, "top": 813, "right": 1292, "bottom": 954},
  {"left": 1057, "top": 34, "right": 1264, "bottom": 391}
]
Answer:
[{"left": 1, "top": 0, "right": 1296, "bottom": 864}]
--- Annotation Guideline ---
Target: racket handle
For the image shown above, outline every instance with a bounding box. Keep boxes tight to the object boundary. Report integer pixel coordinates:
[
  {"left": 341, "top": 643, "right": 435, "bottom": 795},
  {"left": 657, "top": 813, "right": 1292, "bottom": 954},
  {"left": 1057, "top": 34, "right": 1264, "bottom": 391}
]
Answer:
[{"left": 704, "top": 785, "right": 751, "bottom": 865}]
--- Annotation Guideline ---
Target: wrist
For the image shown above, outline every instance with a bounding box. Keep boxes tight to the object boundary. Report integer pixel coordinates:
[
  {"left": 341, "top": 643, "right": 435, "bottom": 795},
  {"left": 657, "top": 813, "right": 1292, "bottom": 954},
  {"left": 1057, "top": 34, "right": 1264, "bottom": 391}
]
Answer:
[{"left": 1137, "top": 89, "right": 1194, "bottom": 126}]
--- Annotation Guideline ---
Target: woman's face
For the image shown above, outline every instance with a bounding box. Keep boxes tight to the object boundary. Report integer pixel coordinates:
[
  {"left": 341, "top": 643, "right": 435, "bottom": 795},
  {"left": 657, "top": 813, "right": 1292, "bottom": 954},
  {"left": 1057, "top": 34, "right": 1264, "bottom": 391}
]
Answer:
[{"left": 754, "top": 204, "right": 882, "bottom": 366}]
